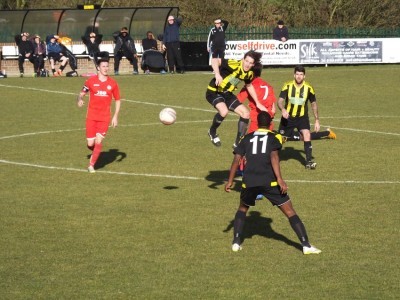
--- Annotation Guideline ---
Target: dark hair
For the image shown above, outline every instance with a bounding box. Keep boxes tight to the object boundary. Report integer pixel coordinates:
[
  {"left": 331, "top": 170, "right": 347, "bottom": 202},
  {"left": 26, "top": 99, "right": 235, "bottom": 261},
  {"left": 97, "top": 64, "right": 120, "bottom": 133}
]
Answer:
[
  {"left": 257, "top": 111, "right": 272, "bottom": 128},
  {"left": 244, "top": 50, "right": 262, "bottom": 65},
  {"left": 294, "top": 65, "right": 306, "bottom": 74},
  {"left": 96, "top": 58, "right": 109, "bottom": 66},
  {"left": 277, "top": 20, "right": 284, "bottom": 25},
  {"left": 252, "top": 63, "right": 263, "bottom": 77}
]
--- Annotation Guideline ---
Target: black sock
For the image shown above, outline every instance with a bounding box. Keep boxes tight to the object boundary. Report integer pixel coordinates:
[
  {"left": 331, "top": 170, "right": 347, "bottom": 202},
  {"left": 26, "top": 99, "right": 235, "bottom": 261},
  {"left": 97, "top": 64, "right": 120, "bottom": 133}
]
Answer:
[
  {"left": 235, "top": 117, "right": 249, "bottom": 145},
  {"left": 304, "top": 141, "right": 312, "bottom": 162},
  {"left": 52, "top": 68, "right": 56, "bottom": 74},
  {"left": 311, "top": 131, "right": 329, "bottom": 140},
  {"left": 87, "top": 145, "right": 94, "bottom": 151},
  {"left": 60, "top": 65, "right": 66, "bottom": 71},
  {"left": 210, "top": 113, "right": 225, "bottom": 135},
  {"left": 233, "top": 210, "right": 246, "bottom": 243},
  {"left": 289, "top": 215, "right": 310, "bottom": 247}
]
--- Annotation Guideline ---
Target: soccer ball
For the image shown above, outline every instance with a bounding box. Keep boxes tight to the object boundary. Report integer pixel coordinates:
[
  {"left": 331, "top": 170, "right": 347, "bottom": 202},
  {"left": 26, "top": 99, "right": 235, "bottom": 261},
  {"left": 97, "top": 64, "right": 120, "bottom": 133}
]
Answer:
[{"left": 159, "top": 107, "right": 176, "bottom": 125}]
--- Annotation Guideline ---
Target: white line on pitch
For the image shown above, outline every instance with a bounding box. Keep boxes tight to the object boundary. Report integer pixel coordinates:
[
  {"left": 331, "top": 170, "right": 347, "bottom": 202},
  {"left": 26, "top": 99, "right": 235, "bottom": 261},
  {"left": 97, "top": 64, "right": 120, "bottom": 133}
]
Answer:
[{"left": 0, "top": 159, "right": 399, "bottom": 184}]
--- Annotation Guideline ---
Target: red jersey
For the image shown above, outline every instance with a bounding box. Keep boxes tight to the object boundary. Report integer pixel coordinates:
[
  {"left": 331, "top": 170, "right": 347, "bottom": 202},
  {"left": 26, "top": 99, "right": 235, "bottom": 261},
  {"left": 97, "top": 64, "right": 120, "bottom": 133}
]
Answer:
[
  {"left": 82, "top": 76, "right": 121, "bottom": 122},
  {"left": 237, "top": 77, "right": 276, "bottom": 132}
]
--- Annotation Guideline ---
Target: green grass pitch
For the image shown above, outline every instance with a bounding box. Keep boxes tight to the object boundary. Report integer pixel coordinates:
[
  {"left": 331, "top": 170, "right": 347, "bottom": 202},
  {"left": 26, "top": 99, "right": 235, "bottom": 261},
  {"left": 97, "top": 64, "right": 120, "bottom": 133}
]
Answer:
[{"left": 0, "top": 65, "right": 399, "bottom": 299}]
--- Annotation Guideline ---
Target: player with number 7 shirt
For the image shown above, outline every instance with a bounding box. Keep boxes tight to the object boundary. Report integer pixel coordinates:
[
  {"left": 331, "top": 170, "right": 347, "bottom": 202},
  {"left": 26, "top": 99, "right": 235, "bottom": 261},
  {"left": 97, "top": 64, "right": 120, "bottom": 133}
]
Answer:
[{"left": 236, "top": 63, "right": 276, "bottom": 132}]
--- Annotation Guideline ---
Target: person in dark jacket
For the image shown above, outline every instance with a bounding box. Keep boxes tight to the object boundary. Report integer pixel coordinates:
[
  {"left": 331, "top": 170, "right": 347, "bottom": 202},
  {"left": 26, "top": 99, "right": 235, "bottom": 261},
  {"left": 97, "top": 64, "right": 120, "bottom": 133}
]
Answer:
[
  {"left": 162, "top": 15, "right": 185, "bottom": 74},
  {"left": 46, "top": 34, "right": 69, "bottom": 76},
  {"left": 273, "top": 20, "right": 289, "bottom": 42},
  {"left": 142, "top": 31, "right": 158, "bottom": 51},
  {"left": 82, "top": 32, "right": 104, "bottom": 60},
  {"left": 207, "top": 18, "right": 229, "bottom": 60},
  {"left": 113, "top": 27, "right": 138, "bottom": 75},
  {"left": 15, "top": 32, "right": 34, "bottom": 77},
  {"left": 141, "top": 31, "right": 166, "bottom": 74},
  {"left": 30, "top": 34, "right": 47, "bottom": 77}
]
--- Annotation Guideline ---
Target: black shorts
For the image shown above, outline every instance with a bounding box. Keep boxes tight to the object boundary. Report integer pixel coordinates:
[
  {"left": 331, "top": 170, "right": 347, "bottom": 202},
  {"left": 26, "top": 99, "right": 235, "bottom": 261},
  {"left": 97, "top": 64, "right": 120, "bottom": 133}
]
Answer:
[
  {"left": 278, "top": 116, "right": 310, "bottom": 137},
  {"left": 240, "top": 185, "right": 290, "bottom": 207},
  {"left": 48, "top": 52, "right": 64, "bottom": 62},
  {"left": 205, "top": 90, "right": 242, "bottom": 111},
  {"left": 211, "top": 47, "right": 225, "bottom": 59}
]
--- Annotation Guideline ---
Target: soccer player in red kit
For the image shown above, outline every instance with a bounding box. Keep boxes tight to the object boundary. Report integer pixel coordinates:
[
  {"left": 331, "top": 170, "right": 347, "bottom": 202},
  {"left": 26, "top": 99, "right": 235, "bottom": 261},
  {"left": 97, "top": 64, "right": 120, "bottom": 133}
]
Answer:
[
  {"left": 236, "top": 63, "right": 276, "bottom": 132},
  {"left": 77, "top": 58, "right": 121, "bottom": 173}
]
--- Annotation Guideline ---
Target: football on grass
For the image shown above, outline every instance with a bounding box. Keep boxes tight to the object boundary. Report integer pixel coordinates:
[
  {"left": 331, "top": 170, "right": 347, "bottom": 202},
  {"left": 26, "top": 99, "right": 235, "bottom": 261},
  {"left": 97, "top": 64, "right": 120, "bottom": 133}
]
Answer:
[{"left": 159, "top": 108, "right": 176, "bottom": 125}]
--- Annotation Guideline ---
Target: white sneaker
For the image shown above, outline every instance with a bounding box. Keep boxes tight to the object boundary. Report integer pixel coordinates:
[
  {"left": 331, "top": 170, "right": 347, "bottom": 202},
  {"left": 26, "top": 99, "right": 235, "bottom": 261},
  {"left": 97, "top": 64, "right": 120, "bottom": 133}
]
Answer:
[
  {"left": 232, "top": 243, "right": 242, "bottom": 252},
  {"left": 303, "top": 245, "right": 322, "bottom": 255},
  {"left": 208, "top": 130, "right": 221, "bottom": 147},
  {"left": 88, "top": 166, "right": 96, "bottom": 173}
]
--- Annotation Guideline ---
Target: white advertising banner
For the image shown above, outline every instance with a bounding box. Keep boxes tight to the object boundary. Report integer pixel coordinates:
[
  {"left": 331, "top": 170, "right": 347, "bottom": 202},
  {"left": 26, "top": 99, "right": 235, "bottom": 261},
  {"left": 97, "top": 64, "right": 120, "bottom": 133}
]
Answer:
[{"left": 224, "top": 38, "right": 400, "bottom": 65}]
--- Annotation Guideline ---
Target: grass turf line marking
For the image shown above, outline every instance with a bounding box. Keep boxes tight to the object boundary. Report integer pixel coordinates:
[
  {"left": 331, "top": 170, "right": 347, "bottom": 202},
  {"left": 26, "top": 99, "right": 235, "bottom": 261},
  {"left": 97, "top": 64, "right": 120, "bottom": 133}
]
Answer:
[
  {"left": 0, "top": 159, "right": 399, "bottom": 184},
  {"left": 1, "top": 83, "right": 399, "bottom": 120}
]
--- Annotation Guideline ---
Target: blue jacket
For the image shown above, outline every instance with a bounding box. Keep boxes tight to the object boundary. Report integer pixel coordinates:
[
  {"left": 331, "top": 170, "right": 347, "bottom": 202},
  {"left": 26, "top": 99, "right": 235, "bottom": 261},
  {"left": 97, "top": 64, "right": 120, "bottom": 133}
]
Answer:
[
  {"left": 163, "top": 17, "right": 182, "bottom": 43},
  {"left": 46, "top": 35, "right": 64, "bottom": 54}
]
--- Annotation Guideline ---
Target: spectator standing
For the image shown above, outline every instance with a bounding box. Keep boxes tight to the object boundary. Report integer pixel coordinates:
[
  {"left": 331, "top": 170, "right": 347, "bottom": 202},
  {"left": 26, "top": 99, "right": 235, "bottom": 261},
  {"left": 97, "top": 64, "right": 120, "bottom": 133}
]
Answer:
[
  {"left": 15, "top": 32, "right": 34, "bottom": 77},
  {"left": 162, "top": 15, "right": 185, "bottom": 74},
  {"left": 46, "top": 34, "right": 69, "bottom": 76},
  {"left": 273, "top": 20, "right": 289, "bottom": 42},
  {"left": 207, "top": 18, "right": 229, "bottom": 60},
  {"left": 30, "top": 34, "right": 47, "bottom": 77},
  {"left": 113, "top": 27, "right": 139, "bottom": 75}
]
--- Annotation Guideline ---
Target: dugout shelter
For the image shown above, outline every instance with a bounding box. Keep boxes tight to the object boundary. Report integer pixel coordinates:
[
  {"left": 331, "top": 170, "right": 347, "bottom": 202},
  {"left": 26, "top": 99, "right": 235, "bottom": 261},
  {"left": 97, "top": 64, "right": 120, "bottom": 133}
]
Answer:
[{"left": 0, "top": 6, "right": 179, "bottom": 42}]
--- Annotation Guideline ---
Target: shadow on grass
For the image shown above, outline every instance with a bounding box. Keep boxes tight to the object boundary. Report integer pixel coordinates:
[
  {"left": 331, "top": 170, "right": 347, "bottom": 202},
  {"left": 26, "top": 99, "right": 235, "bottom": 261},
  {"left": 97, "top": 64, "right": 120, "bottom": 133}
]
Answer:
[
  {"left": 279, "top": 146, "right": 307, "bottom": 166},
  {"left": 205, "top": 170, "right": 241, "bottom": 191},
  {"left": 87, "top": 148, "right": 127, "bottom": 170},
  {"left": 223, "top": 211, "right": 302, "bottom": 251}
]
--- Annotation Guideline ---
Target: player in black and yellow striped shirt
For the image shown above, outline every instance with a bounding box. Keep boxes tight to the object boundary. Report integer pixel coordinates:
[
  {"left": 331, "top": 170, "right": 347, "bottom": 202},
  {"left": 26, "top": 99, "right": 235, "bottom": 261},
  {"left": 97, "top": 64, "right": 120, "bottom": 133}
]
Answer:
[
  {"left": 206, "top": 50, "right": 267, "bottom": 147},
  {"left": 277, "top": 65, "right": 320, "bottom": 169}
]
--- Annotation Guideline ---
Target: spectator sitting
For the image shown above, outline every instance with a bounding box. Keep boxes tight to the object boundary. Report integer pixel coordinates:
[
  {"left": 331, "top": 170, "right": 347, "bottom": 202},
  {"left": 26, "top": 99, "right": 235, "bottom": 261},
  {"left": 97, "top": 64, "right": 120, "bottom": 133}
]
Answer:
[
  {"left": 30, "top": 34, "right": 47, "bottom": 77},
  {"left": 273, "top": 20, "right": 289, "bottom": 42},
  {"left": 15, "top": 32, "right": 34, "bottom": 77},
  {"left": 112, "top": 27, "right": 139, "bottom": 75},
  {"left": 82, "top": 32, "right": 108, "bottom": 63},
  {"left": 141, "top": 31, "right": 166, "bottom": 74},
  {"left": 46, "top": 34, "right": 69, "bottom": 76},
  {"left": 142, "top": 31, "right": 158, "bottom": 51}
]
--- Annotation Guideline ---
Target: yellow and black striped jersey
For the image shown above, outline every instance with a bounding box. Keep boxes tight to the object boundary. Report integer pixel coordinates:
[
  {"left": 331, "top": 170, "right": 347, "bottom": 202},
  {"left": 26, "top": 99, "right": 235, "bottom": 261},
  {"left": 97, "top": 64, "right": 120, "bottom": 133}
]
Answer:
[
  {"left": 207, "top": 59, "right": 254, "bottom": 93},
  {"left": 279, "top": 80, "right": 316, "bottom": 118}
]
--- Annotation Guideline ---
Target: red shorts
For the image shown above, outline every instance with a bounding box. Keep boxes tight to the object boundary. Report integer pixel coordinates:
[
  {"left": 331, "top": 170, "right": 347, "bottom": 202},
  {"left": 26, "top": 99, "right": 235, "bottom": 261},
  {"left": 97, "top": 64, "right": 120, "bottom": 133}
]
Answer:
[{"left": 86, "top": 119, "right": 109, "bottom": 139}]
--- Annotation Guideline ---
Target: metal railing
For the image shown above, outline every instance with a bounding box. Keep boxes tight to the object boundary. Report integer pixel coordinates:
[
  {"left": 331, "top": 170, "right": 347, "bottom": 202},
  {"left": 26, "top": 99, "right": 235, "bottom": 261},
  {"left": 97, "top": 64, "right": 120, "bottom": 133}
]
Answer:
[{"left": 180, "top": 26, "right": 400, "bottom": 42}]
